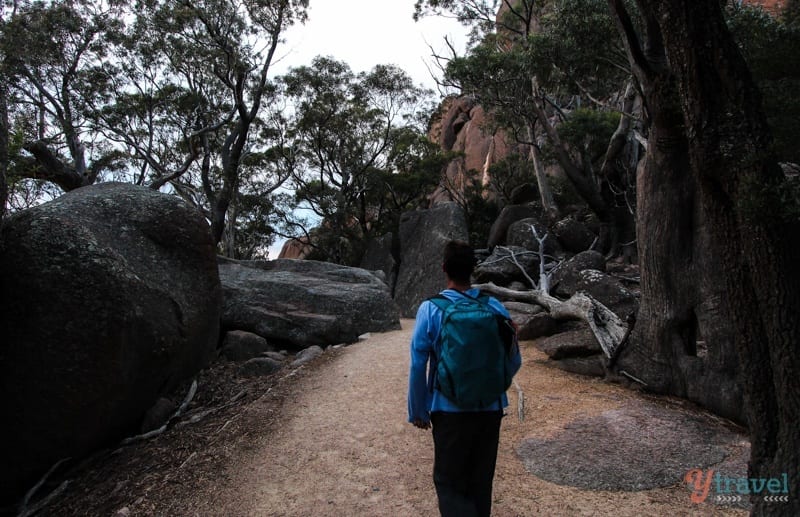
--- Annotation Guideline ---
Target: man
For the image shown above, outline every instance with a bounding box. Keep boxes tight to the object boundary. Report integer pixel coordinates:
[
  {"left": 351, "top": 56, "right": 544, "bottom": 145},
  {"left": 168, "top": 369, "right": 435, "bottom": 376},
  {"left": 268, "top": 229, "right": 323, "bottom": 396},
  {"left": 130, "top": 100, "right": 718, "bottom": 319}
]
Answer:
[{"left": 407, "top": 240, "right": 522, "bottom": 517}]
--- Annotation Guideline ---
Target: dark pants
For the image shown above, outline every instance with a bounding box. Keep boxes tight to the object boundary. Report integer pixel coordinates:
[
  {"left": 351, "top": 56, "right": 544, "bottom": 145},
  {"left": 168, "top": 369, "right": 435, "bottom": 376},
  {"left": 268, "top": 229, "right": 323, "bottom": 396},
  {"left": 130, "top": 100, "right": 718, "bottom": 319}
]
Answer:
[{"left": 431, "top": 410, "right": 503, "bottom": 517}]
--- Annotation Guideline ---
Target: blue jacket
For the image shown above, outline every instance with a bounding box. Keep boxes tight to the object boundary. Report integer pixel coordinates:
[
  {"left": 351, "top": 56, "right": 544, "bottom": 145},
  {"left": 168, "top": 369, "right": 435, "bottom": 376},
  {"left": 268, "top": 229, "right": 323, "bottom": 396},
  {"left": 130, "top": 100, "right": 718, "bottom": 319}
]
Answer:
[{"left": 407, "top": 288, "right": 522, "bottom": 424}]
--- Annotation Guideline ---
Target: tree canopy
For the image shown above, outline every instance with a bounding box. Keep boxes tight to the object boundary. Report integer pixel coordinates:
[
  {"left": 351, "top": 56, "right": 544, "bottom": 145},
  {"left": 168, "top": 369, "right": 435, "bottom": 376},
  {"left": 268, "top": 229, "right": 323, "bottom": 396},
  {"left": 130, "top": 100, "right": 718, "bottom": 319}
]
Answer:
[
  {"left": 273, "top": 57, "right": 444, "bottom": 264},
  {"left": 0, "top": 0, "right": 309, "bottom": 256}
]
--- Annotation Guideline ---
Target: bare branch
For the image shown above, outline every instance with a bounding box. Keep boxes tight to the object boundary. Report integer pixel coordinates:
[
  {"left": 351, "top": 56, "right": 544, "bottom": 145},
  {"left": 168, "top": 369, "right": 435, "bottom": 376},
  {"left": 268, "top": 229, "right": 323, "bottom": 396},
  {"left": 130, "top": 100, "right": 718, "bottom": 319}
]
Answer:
[
  {"left": 475, "top": 282, "right": 628, "bottom": 359},
  {"left": 600, "top": 80, "right": 639, "bottom": 177},
  {"left": 528, "top": 225, "right": 553, "bottom": 293}
]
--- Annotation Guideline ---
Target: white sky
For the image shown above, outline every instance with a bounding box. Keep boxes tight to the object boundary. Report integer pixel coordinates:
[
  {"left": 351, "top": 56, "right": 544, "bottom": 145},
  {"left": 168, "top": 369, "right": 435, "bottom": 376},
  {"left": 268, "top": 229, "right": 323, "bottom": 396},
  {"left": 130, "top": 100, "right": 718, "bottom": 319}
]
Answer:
[
  {"left": 266, "top": 1, "right": 469, "bottom": 258},
  {"left": 274, "top": 0, "right": 469, "bottom": 90}
]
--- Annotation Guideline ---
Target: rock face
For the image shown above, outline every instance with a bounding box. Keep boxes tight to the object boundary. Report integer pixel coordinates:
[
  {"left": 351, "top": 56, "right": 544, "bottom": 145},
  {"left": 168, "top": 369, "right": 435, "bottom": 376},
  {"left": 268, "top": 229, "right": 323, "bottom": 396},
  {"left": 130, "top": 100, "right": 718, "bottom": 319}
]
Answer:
[
  {"left": 473, "top": 245, "right": 539, "bottom": 287},
  {"left": 550, "top": 251, "right": 607, "bottom": 292},
  {"left": 507, "top": 218, "right": 561, "bottom": 255},
  {"left": 0, "top": 182, "right": 221, "bottom": 505},
  {"left": 551, "top": 216, "right": 597, "bottom": 253},
  {"left": 278, "top": 236, "right": 313, "bottom": 259},
  {"left": 553, "top": 269, "right": 638, "bottom": 317},
  {"left": 536, "top": 326, "right": 603, "bottom": 361},
  {"left": 393, "top": 203, "right": 469, "bottom": 317},
  {"left": 428, "top": 96, "right": 521, "bottom": 204},
  {"left": 219, "top": 258, "right": 400, "bottom": 348},
  {"left": 487, "top": 204, "right": 542, "bottom": 248},
  {"left": 359, "top": 233, "right": 397, "bottom": 289},
  {"left": 220, "top": 330, "right": 276, "bottom": 361}
]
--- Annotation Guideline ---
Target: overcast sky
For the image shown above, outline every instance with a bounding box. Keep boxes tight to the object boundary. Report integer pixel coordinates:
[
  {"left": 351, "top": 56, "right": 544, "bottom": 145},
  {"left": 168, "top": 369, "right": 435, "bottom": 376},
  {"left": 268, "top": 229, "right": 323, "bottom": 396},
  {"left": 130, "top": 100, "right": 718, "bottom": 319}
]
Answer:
[
  {"left": 267, "top": 1, "right": 469, "bottom": 258},
  {"left": 274, "top": 0, "right": 469, "bottom": 89}
]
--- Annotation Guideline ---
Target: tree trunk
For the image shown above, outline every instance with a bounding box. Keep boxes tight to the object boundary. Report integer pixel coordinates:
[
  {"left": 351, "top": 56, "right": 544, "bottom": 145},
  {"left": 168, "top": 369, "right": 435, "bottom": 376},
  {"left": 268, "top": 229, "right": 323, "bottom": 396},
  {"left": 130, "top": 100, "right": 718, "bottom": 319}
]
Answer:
[
  {"left": 608, "top": 0, "right": 744, "bottom": 424},
  {"left": 526, "top": 125, "right": 559, "bottom": 220},
  {"left": 599, "top": 81, "right": 638, "bottom": 260},
  {"left": 20, "top": 141, "right": 93, "bottom": 192},
  {"left": 0, "top": 80, "right": 8, "bottom": 220},
  {"left": 612, "top": 0, "right": 800, "bottom": 513},
  {"left": 643, "top": 1, "right": 800, "bottom": 513}
]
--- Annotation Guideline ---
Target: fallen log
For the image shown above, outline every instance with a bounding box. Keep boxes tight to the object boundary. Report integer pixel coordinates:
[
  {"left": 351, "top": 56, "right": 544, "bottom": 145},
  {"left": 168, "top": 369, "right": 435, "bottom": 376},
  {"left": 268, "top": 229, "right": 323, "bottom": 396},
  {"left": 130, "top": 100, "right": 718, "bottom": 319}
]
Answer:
[{"left": 473, "top": 282, "right": 628, "bottom": 359}]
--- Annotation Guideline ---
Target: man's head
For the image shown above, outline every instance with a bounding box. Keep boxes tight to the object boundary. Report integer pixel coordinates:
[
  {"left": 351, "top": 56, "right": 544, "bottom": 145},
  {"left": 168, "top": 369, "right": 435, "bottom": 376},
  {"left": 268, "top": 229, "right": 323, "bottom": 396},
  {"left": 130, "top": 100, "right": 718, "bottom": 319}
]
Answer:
[{"left": 443, "top": 240, "right": 474, "bottom": 285}]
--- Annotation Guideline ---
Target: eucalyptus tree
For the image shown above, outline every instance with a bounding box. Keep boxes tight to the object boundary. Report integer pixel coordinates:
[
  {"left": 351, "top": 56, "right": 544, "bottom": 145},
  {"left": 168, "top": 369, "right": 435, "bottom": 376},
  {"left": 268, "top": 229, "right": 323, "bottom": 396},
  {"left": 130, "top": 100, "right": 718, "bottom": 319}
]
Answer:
[
  {"left": 91, "top": 0, "right": 307, "bottom": 248},
  {"left": 605, "top": 3, "right": 800, "bottom": 512},
  {"left": 416, "top": 0, "right": 638, "bottom": 256},
  {"left": 0, "top": 0, "right": 126, "bottom": 198},
  {"left": 275, "top": 57, "right": 440, "bottom": 265}
]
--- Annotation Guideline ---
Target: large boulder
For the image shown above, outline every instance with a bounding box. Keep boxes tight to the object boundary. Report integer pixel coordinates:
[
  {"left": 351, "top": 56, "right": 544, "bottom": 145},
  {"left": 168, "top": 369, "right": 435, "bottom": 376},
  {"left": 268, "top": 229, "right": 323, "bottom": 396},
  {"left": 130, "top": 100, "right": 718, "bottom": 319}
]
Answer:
[
  {"left": 473, "top": 245, "right": 539, "bottom": 287},
  {"left": 502, "top": 301, "right": 560, "bottom": 340},
  {"left": 219, "top": 258, "right": 400, "bottom": 347},
  {"left": 536, "top": 326, "right": 603, "bottom": 360},
  {"left": 220, "top": 330, "right": 276, "bottom": 362},
  {"left": 487, "top": 204, "right": 542, "bottom": 248},
  {"left": 393, "top": 203, "right": 469, "bottom": 317},
  {"left": 550, "top": 250, "right": 607, "bottom": 293},
  {"left": 0, "top": 183, "right": 221, "bottom": 505},
  {"left": 551, "top": 216, "right": 597, "bottom": 254},
  {"left": 507, "top": 217, "right": 561, "bottom": 255},
  {"left": 359, "top": 233, "right": 397, "bottom": 290},
  {"left": 537, "top": 327, "right": 606, "bottom": 377},
  {"left": 553, "top": 268, "right": 638, "bottom": 317}
]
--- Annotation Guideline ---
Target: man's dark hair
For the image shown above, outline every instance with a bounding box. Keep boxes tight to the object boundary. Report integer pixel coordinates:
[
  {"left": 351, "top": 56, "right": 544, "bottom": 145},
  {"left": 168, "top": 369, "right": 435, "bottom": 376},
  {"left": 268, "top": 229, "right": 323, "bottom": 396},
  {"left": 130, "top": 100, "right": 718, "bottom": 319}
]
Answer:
[{"left": 443, "top": 240, "right": 475, "bottom": 284}]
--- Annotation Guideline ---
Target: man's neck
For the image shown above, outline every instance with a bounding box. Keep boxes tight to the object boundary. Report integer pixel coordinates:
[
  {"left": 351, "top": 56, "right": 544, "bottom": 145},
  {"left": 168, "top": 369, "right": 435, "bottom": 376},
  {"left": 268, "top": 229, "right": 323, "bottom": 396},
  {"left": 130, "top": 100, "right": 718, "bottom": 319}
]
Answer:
[{"left": 446, "top": 280, "right": 472, "bottom": 292}]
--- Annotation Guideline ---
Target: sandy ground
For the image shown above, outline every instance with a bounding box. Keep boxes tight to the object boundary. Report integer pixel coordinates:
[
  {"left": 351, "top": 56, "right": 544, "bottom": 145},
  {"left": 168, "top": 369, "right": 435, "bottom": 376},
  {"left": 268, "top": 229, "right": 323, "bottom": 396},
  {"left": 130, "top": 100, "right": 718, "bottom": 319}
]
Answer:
[
  {"left": 39, "top": 319, "right": 751, "bottom": 516},
  {"left": 197, "top": 320, "right": 748, "bottom": 517}
]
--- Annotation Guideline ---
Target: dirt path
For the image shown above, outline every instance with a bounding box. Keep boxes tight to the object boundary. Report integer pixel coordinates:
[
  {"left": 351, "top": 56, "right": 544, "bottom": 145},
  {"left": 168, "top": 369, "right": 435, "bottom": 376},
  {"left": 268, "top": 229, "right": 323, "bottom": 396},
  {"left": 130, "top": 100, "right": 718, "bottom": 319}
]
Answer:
[{"left": 208, "top": 320, "right": 747, "bottom": 517}]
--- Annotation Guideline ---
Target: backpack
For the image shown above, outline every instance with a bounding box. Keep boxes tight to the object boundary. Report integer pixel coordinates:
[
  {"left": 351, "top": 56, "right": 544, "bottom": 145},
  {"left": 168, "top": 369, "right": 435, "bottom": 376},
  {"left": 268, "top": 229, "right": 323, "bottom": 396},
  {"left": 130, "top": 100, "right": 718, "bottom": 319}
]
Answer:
[{"left": 428, "top": 292, "right": 516, "bottom": 408}]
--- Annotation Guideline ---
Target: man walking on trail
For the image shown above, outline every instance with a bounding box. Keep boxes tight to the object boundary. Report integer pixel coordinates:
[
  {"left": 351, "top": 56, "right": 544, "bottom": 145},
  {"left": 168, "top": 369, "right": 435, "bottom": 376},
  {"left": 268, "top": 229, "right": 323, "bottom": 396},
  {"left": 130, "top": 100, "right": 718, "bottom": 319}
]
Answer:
[{"left": 407, "top": 240, "right": 522, "bottom": 517}]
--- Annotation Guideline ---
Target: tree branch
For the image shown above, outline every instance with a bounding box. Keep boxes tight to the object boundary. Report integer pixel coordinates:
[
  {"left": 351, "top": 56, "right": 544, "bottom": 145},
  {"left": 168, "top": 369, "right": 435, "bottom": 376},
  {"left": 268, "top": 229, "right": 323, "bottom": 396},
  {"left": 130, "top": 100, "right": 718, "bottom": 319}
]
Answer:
[
  {"left": 607, "top": 0, "right": 653, "bottom": 81},
  {"left": 475, "top": 282, "right": 628, "bottom": 359},
  {"left": 21, "top": 141, "right": 86, "bottom": 191}
]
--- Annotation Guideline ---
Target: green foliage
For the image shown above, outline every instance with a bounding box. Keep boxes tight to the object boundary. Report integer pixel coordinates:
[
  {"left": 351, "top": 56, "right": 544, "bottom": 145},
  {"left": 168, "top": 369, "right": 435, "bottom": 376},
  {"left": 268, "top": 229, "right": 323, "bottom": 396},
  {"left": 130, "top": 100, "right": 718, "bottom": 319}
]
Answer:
[
  {"left": 486, "top": 154, "right": 535, "bottom": 205},
  {"left": 736, "top": 165, "right": 800, "bottom": 224},
  {"left": 370, "top": 129, "right": 449, "bottom": 236},
  {"left": 443, "top": 0, "right": 627, "bottom": 102},
  {"left": 785, "top": 0, "right": 800, "bottom": 27},
  {"left": 558, "top": 109, "right": 621, "bottom": 161},
  {"left": 527, "top": 0, "right": 628, "bottom": 96},
  {"left": 549, "top": 173, "right": 585, "bottom": 208},
  {"left": 0, "top": 0, "right": 126, "bottom": 186},
  {"left": 727, "top": 2, "right": 800, "bottom": 163},
  {"left": 453, "top": 179, "right": 500, "bottom": 248},
  {"left": 413, "top": 0, "right": 501, "bottom": 45},
  {"left": 467, "top": 192, "right": 500, "bottom": 248},
  {"left": 230, "top": 189, "right": 278, "bottom": 260},
  {"left": 438, "top": 0, "right": 634, "bottom": 236},
  {"left": 278, "top": 57, "right": 441, "bottom": 265},
  {"left": 0, "top": 0, "right": 309, "bottom": 252}
]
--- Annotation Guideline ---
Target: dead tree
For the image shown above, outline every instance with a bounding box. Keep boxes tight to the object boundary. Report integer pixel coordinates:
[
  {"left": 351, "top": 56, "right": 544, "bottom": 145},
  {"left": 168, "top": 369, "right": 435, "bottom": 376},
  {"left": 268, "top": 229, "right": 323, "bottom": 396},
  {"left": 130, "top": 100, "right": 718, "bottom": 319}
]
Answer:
[{"left": 474, "top": 282, "right": 627, "bottom": 360}]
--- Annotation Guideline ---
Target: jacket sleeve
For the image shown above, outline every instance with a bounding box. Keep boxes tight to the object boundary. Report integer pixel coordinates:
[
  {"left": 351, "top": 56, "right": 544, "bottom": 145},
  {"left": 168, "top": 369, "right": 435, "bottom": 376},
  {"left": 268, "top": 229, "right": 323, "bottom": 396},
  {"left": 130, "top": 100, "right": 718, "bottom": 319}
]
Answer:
[{"left": 407, "top": 301, "right": 436, "bottom": 423}]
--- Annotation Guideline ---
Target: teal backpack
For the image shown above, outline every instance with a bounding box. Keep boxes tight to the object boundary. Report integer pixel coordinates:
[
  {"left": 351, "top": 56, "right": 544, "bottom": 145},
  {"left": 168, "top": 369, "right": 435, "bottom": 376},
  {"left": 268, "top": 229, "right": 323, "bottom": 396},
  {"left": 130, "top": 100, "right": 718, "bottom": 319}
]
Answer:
[{"left": 429, "top": 292, "right": 516, "bottom": 408}]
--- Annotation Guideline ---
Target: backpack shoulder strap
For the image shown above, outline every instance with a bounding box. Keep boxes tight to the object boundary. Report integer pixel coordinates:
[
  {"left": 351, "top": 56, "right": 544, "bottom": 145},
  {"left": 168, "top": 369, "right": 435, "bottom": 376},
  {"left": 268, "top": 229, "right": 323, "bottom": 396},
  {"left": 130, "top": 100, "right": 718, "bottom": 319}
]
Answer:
[{"left": 427, "top": 294, "right": 452, "bottom": 312}]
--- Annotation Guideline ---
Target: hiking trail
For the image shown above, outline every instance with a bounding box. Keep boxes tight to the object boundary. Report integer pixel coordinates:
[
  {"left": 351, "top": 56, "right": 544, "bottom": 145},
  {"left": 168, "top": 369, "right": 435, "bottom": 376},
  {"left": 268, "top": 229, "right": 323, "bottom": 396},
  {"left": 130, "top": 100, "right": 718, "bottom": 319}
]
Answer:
[{"left": 202, "top": 320, "right": 748, "bottom": 516}]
